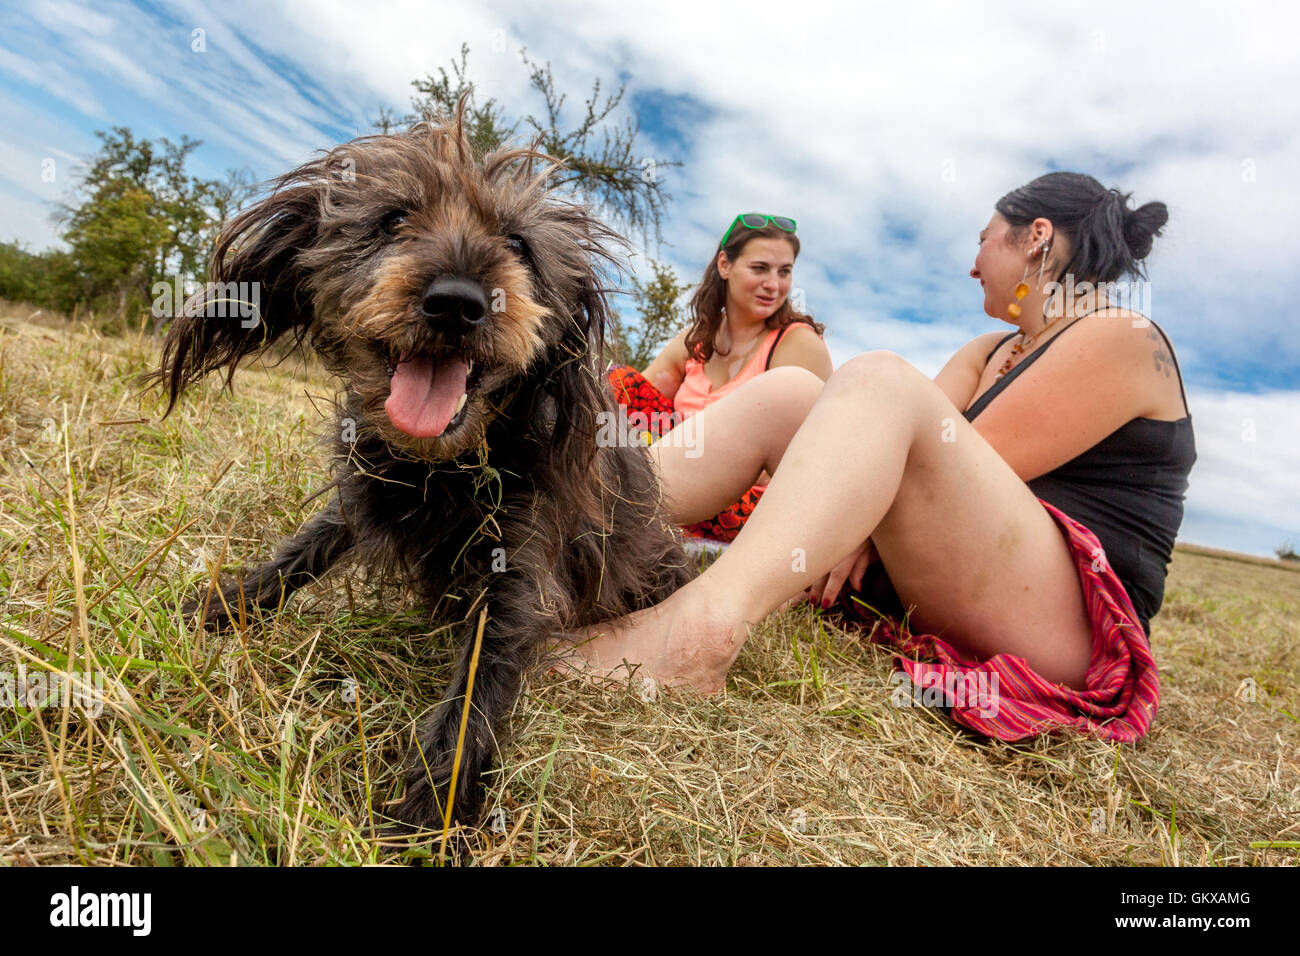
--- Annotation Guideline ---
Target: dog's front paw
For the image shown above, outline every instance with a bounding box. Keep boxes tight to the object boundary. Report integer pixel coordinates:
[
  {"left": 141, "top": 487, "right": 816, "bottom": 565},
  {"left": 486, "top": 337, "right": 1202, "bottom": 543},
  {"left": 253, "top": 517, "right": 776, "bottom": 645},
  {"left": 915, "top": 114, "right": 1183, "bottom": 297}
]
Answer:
[
  {"left": 376, "top": 771, "right": 480, "bottom": 864},
  {"left": 363, "top": 814, "right": 473, "bottom": 865},
  {"left": 390, "top": 766, "right": 450, "bottom": 833},
  {"left": 387, "top": 716, "right": 490, "bottom": 836},
  {"left": 178, "top": 586, "right": 243, "bottom": 632}
]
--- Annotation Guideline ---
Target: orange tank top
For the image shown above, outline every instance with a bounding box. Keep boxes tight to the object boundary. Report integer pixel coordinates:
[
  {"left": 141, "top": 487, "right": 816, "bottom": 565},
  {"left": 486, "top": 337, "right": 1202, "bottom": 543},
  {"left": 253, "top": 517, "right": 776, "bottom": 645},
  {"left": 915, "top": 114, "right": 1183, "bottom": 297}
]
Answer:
[
  {"left": 672, "top": 325, "right": 793, "bottom": 493},
  {"left": 673, "top": 325, "right": 786, "bottom": 421}
]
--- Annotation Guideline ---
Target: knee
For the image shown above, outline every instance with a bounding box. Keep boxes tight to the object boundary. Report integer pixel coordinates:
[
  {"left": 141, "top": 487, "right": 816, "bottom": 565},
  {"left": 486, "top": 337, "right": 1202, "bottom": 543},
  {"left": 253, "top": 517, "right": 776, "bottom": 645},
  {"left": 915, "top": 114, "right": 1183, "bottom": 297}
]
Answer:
[
  {"left": 755, "top": 364, "right": 824, "bottom": 406},
  {"left": 840, "top": 349, "right": 911, "bottom": 377},
  {"left": 830, "top": 350, "right": 918, "bottom": 392},
  {"left": 764, "top": 364, "right": 824, "bottom": 390}
]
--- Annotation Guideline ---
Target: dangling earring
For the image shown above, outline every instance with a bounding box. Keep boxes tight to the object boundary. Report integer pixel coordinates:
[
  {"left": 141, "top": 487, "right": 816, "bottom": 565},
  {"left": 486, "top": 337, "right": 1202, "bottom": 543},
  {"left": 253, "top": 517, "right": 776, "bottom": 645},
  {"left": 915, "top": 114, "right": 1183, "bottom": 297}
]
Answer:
[
  {"left": 1007, "top": 239, "right": 1050, "bottom": 319},
  {"left": 1007, "top": 263, "right": 1031, "bottom": 320}
]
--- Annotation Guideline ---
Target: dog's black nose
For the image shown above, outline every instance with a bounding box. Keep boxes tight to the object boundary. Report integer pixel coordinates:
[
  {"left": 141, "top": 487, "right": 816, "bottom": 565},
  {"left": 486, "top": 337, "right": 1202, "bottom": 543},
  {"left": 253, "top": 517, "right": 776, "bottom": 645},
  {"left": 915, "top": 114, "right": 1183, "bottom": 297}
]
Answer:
[{"left": 420, "top": 277, "right": 488, "bottom": 332}]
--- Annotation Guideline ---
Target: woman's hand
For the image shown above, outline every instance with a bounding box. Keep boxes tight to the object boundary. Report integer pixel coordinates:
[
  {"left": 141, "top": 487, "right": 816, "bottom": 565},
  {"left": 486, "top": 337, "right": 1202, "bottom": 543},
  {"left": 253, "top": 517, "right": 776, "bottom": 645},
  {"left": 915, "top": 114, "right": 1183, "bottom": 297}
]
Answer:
[{"left": 804, "top": 537, "right": 877, "bottom": 608}]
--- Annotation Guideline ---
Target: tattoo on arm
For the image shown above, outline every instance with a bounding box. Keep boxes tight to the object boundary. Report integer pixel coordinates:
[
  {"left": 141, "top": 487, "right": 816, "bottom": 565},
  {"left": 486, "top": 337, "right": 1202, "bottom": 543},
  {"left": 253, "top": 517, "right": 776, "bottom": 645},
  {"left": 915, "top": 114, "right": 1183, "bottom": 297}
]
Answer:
[{"left": 1146, "top": 326, "right": 1172, "bottom": 378}]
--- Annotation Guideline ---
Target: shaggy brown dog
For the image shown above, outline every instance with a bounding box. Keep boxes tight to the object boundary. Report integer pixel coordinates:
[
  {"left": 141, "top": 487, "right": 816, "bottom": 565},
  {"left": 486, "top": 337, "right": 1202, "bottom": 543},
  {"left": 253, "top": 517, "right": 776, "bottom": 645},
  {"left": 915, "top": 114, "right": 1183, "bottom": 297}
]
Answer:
[{"left": 153, "top": 104, "right": 694, "bottom": 835}]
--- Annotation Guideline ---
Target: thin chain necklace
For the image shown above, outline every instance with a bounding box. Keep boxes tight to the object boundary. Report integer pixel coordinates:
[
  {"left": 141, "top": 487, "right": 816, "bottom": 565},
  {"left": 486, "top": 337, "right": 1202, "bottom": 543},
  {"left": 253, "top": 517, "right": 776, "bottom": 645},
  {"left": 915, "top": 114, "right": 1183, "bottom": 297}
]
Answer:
[
  {"left": 717, "top": 312, "right": 767, "bottom": 371},
  {"left": 994, "top": 304, "right": 1105, "bottom": 381}
]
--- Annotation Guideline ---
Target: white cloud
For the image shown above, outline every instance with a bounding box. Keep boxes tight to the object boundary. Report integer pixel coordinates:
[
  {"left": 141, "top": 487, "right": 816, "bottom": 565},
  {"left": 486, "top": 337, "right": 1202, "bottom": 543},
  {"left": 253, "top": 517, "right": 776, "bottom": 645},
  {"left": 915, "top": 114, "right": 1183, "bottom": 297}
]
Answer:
[
  {"left": 1178, "top": 386, "right": 1300, "bottom": 551},
  {"left": 0, "top": 46, "right": 107, "bottom": 118}
]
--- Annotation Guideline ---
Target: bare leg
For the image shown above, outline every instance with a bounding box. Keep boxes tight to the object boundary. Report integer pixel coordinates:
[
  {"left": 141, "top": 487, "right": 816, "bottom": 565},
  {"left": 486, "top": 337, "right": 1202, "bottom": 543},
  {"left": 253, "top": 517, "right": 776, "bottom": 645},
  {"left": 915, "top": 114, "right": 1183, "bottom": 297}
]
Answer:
[
  {"left": 566, "top": 352, "right": 1093, "bottom": 691},
  {"left": 647, "top": 366, "right": 825, "bottom": 525}
]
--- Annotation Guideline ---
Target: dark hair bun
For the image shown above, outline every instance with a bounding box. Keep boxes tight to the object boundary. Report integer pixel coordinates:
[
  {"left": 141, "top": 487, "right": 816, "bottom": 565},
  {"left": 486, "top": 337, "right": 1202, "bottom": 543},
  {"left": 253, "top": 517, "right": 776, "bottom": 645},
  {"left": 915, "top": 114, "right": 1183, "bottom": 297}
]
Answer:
[
  {"left": 997, "top": 172, "right": 1169, "bottom": 282},
  {"left": 1123, "top": 201, "right": 1169, "bottom": 261}
]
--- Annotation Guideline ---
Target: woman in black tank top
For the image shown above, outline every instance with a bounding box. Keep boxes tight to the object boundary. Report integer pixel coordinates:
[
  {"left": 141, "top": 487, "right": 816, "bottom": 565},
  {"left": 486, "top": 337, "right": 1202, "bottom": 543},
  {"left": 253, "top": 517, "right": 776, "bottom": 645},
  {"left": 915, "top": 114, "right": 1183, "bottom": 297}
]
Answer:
[
  {"left": 565, "top": 172, "right": 1192, "bottom": 744},
  {"left": 960, "top": 325, "right": 1195, "bottom": 636}
]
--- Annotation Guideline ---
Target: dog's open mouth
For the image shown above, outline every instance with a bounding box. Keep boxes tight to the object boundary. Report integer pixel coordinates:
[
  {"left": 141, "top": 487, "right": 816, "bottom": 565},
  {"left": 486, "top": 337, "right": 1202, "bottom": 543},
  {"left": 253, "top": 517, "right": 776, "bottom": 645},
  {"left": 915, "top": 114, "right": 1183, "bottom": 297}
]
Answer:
[{"left": 384, "top": 349, "right": 485, "bottom": 438}]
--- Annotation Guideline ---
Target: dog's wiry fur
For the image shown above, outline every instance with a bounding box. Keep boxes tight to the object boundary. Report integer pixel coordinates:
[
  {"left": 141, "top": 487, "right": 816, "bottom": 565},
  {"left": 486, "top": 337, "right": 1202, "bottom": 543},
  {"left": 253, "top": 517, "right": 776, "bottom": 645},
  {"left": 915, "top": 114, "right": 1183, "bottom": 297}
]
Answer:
[{"left": 154, "top": 101, "right": 694, "bottom": 833}]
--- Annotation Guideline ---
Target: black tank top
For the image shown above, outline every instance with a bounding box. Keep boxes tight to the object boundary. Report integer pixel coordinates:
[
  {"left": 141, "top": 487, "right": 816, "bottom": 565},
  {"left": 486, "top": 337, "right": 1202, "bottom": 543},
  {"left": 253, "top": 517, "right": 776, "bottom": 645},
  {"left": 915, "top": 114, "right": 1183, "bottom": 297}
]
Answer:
[
  {"left": 962, "top": 320, "right": 1196, "bottom": 634},
  {"left": 853, "top": 319, "right": 1196, "bottom": 637}
]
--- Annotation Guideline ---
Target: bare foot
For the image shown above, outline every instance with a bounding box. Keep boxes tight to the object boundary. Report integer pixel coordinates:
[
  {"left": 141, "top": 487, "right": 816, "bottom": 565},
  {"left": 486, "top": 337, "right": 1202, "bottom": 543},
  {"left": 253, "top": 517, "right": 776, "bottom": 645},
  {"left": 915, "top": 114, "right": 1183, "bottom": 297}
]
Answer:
[{"left": 549, "top": 583, "right": 750, "bottom": 694}]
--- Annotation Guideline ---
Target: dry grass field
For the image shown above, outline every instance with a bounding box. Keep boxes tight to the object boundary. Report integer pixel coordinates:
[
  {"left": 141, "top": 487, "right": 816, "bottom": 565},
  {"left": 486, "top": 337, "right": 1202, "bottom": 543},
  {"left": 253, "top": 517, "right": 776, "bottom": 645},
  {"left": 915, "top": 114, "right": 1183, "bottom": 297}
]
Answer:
[{"left": 1, "top": 305, "right": 1296, "bottom": 866}]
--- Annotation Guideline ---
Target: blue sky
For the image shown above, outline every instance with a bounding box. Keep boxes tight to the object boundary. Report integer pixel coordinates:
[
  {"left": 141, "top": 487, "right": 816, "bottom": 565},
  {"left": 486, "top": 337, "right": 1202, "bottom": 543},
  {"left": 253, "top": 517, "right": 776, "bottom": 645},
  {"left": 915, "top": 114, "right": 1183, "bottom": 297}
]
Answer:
[{"left": 1, "top": 0, "right": 1296, "bottom": 557}]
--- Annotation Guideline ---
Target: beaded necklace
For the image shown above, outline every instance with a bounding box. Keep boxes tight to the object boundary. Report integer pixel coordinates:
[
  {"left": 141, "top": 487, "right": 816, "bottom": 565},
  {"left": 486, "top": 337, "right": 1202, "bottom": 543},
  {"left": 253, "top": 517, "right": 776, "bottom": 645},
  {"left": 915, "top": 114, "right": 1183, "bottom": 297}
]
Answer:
[{"left": 994, "top": 305, "right": 1106, "bottom": 381}]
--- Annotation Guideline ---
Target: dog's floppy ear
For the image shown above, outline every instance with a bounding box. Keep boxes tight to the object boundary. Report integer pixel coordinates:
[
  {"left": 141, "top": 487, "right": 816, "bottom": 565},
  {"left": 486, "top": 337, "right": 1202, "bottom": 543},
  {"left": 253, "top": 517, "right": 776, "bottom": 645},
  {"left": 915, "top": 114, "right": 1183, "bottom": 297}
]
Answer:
[
  {"left": 155, "top": 173, "right": 321, "bottom": 415},
  {"left": 542, "top": 272, "right": 616, "bottom": 527}
]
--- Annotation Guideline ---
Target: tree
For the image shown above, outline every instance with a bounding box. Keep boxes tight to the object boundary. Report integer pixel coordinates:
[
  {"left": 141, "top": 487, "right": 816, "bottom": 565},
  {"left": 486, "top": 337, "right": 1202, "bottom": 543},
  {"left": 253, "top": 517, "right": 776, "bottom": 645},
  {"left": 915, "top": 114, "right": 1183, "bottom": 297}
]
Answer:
[
  {"left": 380, "top": 45, "right": 519, "bottom": 160},
  {"left": 209, "top": 167, "right": 258, "bottom": 228},
  {"left": 63, "top": 179, "right": 170, "bottom": 312},
  {"left": 613, "top": 259, "right": 690, "bottom": 369},
  {"left": 0, "top": 242, "right": 76, "bottom": 311},
  {"left": 55, "top": 127, "right": 234, "bottom": 320},
  {"left": 387, "top": 43, "right": 677, "bottom": 247}
]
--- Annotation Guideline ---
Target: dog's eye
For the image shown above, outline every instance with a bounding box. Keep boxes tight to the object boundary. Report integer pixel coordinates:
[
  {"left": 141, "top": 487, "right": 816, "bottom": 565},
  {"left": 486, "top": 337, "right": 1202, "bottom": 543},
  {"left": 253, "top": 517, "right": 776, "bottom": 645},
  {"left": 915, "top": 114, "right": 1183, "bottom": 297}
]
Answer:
[
  {"left": 505, "top": 234, "right": 532, "bottom": 264},
  {"left": 380, "top": 211, "right": 408, "bottom": 237}
]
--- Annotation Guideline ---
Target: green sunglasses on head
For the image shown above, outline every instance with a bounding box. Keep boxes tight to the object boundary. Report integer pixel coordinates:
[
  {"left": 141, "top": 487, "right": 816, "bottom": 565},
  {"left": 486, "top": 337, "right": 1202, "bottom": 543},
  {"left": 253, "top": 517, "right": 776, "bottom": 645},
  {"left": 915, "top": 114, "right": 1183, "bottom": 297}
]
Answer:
[{"left": 719, "top": 213, "right": 797, "bottom": 250}]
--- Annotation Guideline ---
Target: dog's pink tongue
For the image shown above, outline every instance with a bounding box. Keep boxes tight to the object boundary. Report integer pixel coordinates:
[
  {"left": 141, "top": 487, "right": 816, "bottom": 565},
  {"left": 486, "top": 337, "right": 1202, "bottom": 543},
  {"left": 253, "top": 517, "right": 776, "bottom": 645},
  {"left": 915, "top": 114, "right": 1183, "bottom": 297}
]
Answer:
[{"left": 385, "top": 354, "right": 468, "bottom": 438}]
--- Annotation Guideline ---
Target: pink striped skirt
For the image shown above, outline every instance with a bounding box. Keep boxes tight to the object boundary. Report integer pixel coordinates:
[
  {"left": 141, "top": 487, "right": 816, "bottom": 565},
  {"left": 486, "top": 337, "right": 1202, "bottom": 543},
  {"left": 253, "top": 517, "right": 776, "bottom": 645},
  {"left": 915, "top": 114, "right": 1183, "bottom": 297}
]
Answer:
[{"left": 835, "top": 499, "right": 1161, "bottom": 743}]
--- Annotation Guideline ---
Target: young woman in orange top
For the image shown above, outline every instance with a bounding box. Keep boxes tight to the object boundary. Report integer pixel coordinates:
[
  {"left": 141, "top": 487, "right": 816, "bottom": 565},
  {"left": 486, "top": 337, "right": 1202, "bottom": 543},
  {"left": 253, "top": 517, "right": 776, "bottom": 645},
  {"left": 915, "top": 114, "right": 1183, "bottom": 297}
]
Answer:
[{"left": 607, "top": 214, "right": 832, "bottom": 541}]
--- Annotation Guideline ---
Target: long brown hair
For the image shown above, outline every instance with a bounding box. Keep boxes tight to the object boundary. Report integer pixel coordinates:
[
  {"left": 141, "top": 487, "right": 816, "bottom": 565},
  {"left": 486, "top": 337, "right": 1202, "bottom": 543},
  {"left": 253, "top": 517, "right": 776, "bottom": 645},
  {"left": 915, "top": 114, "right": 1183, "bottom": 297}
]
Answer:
[{"left": 684, "top": 224, "right": 825, "bottom": 364}]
